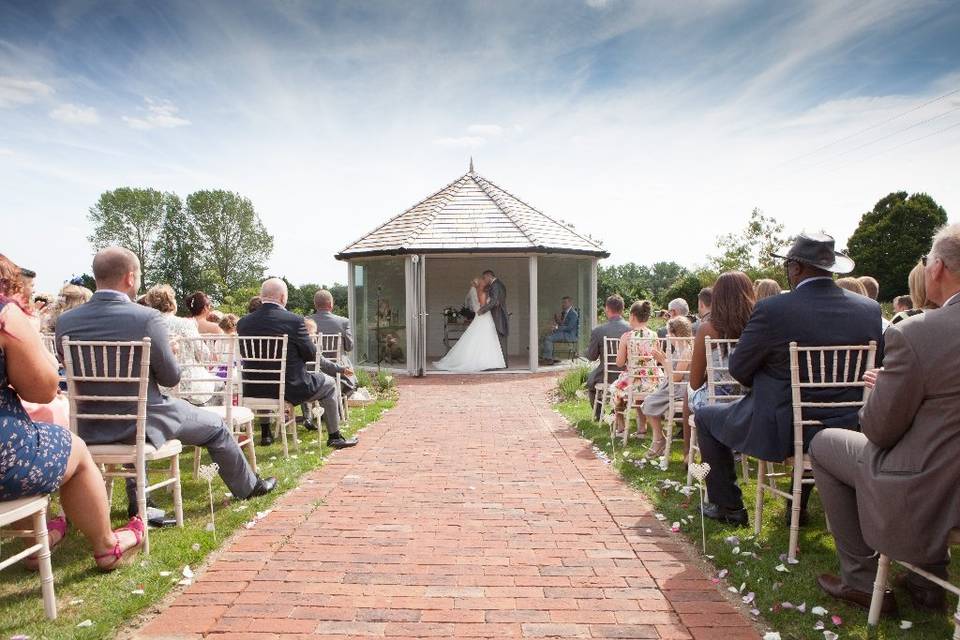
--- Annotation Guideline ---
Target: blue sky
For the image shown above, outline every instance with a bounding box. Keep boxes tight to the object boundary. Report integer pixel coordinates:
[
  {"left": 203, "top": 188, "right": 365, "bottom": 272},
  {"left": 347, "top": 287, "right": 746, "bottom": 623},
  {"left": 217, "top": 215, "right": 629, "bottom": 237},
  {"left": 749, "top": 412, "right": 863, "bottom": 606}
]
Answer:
[{"left": 2, "top": 0, "right": 959, "bottom": 293}]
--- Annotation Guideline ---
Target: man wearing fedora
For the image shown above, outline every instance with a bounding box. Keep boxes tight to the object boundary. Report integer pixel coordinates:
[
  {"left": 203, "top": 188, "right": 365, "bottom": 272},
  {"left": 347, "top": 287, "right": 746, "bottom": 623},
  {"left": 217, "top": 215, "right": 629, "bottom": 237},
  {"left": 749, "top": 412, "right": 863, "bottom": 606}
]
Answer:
[{"left": 694, "top": 233, "right": 884, "bottom": 527}]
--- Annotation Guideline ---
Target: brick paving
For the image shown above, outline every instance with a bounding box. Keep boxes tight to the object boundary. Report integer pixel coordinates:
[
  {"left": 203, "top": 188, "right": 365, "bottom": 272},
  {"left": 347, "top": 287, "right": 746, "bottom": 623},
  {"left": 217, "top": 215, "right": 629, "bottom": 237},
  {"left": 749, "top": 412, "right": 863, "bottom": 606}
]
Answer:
[{"left": 133, "top": 374, "right": 759, "bottom": 639}]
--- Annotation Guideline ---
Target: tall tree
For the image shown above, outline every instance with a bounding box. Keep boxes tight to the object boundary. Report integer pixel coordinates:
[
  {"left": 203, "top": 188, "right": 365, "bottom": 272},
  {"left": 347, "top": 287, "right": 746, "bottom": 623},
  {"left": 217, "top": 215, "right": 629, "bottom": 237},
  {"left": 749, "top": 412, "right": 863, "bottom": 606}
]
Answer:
[
  {"left": 648, "top": 261, "right": 689, "bottom": 303},
  {"left": 846, "top": 192, "right": 948, "bottom": 300},
  {"left": 185, "top": 190, "right": 273, "bottom": 299},
  {"left": 152, "top": 193, "right": 210, "bottom": 305},
  {"left": 598, "top": 262, "right": 653, "bottom": 306},
  {"left": 710, "top": 208, "right": 788, "bottom": 285},
  {"left": 87, "top": 187, "right": 167, "bottom": 282}
]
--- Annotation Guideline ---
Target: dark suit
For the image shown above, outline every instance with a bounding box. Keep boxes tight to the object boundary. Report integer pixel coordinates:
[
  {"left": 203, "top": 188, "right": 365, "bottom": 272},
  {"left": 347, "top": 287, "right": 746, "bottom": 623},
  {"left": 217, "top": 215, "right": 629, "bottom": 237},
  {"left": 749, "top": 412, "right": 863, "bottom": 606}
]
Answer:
[
  {"left": 586, "top": 316, "right": 631, "bottom": 418},
  {"left": 56, "top": 290, "right": 257, "bottom": 498},
  {"left": 237, "top": 302, "right": 344, "bottom": 435},
  {"left": 478, "top": 278, "right": 508, "bottom": 363},
  {"left": 695, "top": 279, "right": 884, "bottom": 509}
]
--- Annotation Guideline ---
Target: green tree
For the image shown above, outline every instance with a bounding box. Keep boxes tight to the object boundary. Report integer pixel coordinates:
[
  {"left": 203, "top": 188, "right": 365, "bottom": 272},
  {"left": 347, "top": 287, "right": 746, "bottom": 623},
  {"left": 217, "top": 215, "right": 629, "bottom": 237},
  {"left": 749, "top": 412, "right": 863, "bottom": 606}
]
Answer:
[
  {"left": 649, "top": 261, "right": 689, "bottom": 304},
  {"left": 151, "top": 194, "right": 211, "bottom": 305},
  {"left": 846, "top": 192, "right": 948, "bottom": 300},
  {"left": 87, "top": 187, "right": 168, "bottom": 283},
  {"left": 711, "top": 208, "right": 789, "bottom": 285},
  {"left": 185, "top": 190, "right": 273, "bottom": 299},
  {"left": 662, "top": 273, "right": 706, "bottom": 311},
  {"left": 598, "top": 262, "right": 653, "bottom": 307}
]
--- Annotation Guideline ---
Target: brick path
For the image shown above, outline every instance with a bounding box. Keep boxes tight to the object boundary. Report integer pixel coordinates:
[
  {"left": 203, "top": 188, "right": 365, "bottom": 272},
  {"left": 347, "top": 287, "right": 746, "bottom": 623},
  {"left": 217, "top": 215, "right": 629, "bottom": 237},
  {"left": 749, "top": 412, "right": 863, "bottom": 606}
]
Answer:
[{"left": 134, "top": 375, "right": 759, "bottom": 639}]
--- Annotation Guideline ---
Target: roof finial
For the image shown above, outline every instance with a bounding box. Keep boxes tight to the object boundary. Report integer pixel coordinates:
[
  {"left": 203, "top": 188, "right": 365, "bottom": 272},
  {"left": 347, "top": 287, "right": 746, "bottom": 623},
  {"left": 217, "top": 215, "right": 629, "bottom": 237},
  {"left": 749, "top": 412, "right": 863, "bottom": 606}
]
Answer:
[{"left": 468, "top": 156, "right": 475, "bottom": 174}]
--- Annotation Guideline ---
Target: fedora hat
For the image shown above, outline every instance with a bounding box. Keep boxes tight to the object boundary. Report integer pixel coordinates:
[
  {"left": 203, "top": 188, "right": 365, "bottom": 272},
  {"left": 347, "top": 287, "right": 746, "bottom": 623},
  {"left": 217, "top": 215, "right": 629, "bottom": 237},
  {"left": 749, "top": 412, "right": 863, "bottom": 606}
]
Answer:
[{"left": 770, "top": 232, "right": 854, "bottom": 274}]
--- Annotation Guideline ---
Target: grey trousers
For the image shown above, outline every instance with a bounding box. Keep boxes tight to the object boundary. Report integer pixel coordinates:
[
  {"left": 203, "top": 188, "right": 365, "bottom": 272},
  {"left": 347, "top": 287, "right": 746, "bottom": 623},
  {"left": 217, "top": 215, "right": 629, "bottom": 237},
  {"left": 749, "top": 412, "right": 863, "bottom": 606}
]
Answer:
[
  {"left": 304, "top": 372, "right": 341, "bottom": 436},
  {"left": 810, "top": 429, "right": 948, "bottom": 592},
  {"left": 178, "top": 403, "right": 258, "bottom": 498},
  {"left": 498, "top": 333, "right": 508, "bottom": 367}
]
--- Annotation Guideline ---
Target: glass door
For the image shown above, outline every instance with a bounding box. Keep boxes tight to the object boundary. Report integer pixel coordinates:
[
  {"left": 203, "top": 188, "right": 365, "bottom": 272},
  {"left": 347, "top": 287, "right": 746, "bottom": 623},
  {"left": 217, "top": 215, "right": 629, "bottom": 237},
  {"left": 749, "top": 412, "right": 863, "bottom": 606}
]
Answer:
[{"left": 406, "top": 255, "right": 428, "bottom": 376}]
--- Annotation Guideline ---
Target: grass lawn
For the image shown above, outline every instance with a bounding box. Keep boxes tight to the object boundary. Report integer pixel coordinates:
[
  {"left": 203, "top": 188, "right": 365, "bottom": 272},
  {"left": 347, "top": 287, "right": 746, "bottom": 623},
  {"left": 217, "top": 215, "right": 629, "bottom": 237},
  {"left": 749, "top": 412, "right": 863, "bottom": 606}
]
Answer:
[
  {"left": 0, "top": 395, "right": 395, "bottom": 640},
  {"left": 556, "top": 395, "right": 958, "bottom": 640}
]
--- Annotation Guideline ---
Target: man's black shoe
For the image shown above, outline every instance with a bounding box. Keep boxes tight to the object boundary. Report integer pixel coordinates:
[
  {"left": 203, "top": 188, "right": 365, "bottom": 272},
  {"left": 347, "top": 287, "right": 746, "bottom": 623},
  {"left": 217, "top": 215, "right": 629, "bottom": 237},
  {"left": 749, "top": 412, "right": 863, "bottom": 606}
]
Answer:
[
  {"left": 245, "top": 476, "right": 277, "bottom": 499},
  {"left": 260, "top": 425, "right": 274, "bottom": 446},
  {"left": 892, "top": 573, "right": 947, "bottom": 612},
  {"left": 327, "top": 435, "right": 359, "bottom": 449},
  {"left": 303, "top": 421, "right": 319, "bottom": 432},
  {"left": 701, "top": 502, "right": 749, "bottom": 526}
]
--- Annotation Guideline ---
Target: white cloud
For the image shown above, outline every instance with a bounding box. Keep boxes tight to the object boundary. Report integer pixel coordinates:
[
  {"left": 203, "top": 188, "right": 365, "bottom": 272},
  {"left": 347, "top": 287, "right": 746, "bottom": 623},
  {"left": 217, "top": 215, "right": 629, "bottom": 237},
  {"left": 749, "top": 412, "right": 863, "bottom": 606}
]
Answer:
[
  {"left": 585, "top": 0, "right": 611, "bottom": 7},
  {"left": 466, "top": 124, "right": 503, "bottom": 137},
  {"left": 433, "top": 136, "right": 486, "bottom": 148},
  {"left": 0, "top": 76, "right": 54, "bottom": 108},
  {"left": 0, "top": 148, "right": 13, "bottom": 156},
  {"left": 122, "top": 98, "right": 190, "bottom": 130},
  {"left": 50, "top": 102, "right": 100, "bottom": 124}
]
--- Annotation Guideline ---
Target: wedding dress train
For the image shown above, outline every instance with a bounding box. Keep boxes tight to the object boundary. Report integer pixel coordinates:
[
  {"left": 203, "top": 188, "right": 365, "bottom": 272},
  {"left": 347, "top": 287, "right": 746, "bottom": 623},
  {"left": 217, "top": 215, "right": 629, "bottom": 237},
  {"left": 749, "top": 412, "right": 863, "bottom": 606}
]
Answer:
[{"left": 433, "top": 311, "right": 505, "bottom": 372}]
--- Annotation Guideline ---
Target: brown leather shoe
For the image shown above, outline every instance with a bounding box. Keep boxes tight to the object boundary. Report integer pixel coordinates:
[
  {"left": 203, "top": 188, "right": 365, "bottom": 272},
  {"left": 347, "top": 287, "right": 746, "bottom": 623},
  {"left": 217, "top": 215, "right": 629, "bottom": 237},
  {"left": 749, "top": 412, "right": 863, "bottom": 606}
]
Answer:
[{"left": 817, "top": 574, "right": 897, "bottom": 615}]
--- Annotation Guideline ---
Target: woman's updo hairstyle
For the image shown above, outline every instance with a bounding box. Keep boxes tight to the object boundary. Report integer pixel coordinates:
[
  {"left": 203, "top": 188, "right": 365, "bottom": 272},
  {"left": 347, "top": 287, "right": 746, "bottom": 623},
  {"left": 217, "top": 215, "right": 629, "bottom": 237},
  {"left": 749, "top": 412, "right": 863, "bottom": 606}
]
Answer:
[
  {"left": 185, "top": 291, "right": 210, "bottom": 317},
  {"left": 629, "top": 299, "right": 653, "bottom": 323}
]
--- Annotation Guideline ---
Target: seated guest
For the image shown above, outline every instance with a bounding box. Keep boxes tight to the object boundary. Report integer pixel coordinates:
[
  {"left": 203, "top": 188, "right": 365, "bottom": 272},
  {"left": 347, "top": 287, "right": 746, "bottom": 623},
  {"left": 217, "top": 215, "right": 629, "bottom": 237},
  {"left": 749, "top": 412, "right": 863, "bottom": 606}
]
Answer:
[
  {"left": 1, "top": 253, "right": 145, "bottom": 571},
  {"left": 890, "top": 294, "right": 922, "bottom": 325},
  {"left": 656, "top": 298, "right": 689, "bottom": 338},
  {"left": 695, "top": 233, "right": 883, "bottom": 526},
  {"left": 207, "top": 310, "right": 224, "bottom": 325},
  {"left": 45, "top": 283, "right": 93, "bottom": 332},
  {"left": 17, "top": 267, "right": 36, "bottom": 308},
  {"left": 246, "top": 296, "right": 262, "bottom": 314},
  {"left": 56, "top": 248, "right": 276, "bottom": 513},
  {"left": 219, "top": 313, "right": 239, "bottom": 335},
  {"left": 586, "top": 295, "right": 630, "bottom": 420},
  {"left": 307, "top": 288, "right": 358, "bottom": 399},
  {"left": 696, "top": 288, "right": 711, "bottom": 326},
  {"left": 641, "top": 315, "right": 693, "bottom": 457},
  {"left": 185, "top": 291, "right": 223, "bottom": 335},
  {"left": 541, "top": 296, "right": 579, "bottom": 363},
  {"left": 238, "top": 279, "right": 357, "bottom": 449},
  {"left": 836, "top": 277, "right": 868, "bottom": 296},
  {"left": 858, "top": 275, "right": 880, "bottom": 300},
  {"left": 754, "top": 278, "right": 782, "bottom": 300},
  {"left": 908, "top": 260, "right": 938, "bottom": 311},
  {"left": 610, "top": 300, "right": 659, "bottom": 439},
  {"left": 811, "top": 223, "right": 960, "bottom": 614}
]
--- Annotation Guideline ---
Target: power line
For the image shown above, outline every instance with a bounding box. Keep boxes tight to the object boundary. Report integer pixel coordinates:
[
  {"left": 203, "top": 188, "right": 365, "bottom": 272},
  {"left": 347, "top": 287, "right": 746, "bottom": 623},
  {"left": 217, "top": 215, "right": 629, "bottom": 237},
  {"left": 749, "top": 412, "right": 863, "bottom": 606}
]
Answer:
[
  {"left": 822, "top": 118, "right": 960, "bottom": 173},
  {"left": 776, "top": 87, "right": 960, "bottom": 167}
]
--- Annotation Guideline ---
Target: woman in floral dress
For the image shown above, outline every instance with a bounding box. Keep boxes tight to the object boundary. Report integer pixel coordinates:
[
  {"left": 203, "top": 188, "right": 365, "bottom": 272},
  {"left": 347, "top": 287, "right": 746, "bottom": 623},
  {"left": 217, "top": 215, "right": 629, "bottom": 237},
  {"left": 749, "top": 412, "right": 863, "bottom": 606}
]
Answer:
[{"left": 610, "top": 300, "right": 662, "bottom": 443}]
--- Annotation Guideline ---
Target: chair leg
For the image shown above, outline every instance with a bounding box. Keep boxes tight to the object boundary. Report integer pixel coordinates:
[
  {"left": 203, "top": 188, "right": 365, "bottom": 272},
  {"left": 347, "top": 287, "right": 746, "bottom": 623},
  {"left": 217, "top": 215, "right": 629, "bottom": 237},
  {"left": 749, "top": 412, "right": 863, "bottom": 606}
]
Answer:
[
  {"left": 662, "top": 414, "right": 673, "bottom": 471},
  {"left": 137, "top": 463, "right": 149, "bottom": 555},
  {"left": 104, "top": 470, "right": 115, "bottom": 510},
  {"left": 32, "top": 509, "right": 57, "bottom": 620},
  {"left": 787, "top": 466, "right": 803, "bottom": 562},
  {"left": 171, "top": 455, "right": 184, "bottom": 527},
  {"left": 739, "top": 453, "right": 750, "bottom": 482},
  {"left": 193, "top": 445, "right": 201, "bottom": 480},
  {"left": 244, "top": 421, "right": 258, "bottom": 473},
  {"left": 868, "top": 554, "right": 891, "bottom": 626},
  {"left": 686, "top": 425, "right": 698, "bottom": 487},
  {"left": 754, "top": 460, "right": 766, "bottom": 535},
  {"left": 278, "top": 413, "right": 289, "bottom": 458}
]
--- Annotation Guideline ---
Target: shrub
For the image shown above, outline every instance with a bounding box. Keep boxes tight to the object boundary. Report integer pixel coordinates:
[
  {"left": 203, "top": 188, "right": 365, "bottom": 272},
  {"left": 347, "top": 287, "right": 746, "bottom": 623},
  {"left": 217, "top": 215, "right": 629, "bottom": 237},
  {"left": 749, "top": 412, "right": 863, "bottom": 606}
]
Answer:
[{"left": 558, "top": 365, "right": 590, "bottom": 401}]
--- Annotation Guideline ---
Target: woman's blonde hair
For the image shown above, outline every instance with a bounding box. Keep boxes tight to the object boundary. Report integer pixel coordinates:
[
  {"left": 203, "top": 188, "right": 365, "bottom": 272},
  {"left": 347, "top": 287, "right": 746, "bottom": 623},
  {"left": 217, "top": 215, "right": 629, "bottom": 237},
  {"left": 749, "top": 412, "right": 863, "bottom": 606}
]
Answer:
[
  {"left": 667, "top": 315, "right": 692, "bottom": 338},
  {"left": 143, "top": 284, "right": 178, "bottom": 314},
  {"left": 754, "top": 278, "right": 782, "bottom": 300},
  {"left": 219, "top": 313, "right": 238, "bottom": 334},
  {"left": 908, "top": 260, "right": 937, "bottom": 309},
  {"left": 836, "top": 277, "right": 867, "bottom": 297}
]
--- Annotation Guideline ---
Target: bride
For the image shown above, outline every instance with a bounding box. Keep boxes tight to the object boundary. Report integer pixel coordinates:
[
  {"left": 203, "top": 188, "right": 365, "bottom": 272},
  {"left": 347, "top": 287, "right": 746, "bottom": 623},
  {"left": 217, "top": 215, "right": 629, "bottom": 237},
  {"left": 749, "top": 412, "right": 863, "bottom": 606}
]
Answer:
[{"left": 434, "top": 277, "right": 505, "bottom": 372}]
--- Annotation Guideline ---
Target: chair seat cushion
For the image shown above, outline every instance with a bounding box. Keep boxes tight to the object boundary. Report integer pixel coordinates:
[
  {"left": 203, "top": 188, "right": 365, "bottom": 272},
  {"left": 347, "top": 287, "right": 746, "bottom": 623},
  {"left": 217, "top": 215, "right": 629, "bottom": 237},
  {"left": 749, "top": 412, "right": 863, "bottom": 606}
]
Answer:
[
  {"left": 198, "top": 404, "right": 255, "bottom": 425},
  {"left": 88, "top": 439, "right": 183, "bottom": 462}
]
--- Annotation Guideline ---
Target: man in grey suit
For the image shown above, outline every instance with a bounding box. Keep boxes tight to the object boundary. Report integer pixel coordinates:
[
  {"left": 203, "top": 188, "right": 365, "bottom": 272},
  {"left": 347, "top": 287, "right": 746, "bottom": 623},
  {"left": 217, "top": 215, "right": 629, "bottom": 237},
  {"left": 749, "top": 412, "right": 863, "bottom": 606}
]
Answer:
[
  {"left": 477, "top": 269, "right": 508, "bottom": 367},
  {"left": 56, "top": 248, "right": 276, "bottom": 508},
  {"left": 586, "top": 295, "right": 630, "bottom": 420},
  {"left": 308, "top": 289, "right": 353, "bottom": 353},
  {"left": 811, "top": 224, "right": 960, "bottom": 615}
]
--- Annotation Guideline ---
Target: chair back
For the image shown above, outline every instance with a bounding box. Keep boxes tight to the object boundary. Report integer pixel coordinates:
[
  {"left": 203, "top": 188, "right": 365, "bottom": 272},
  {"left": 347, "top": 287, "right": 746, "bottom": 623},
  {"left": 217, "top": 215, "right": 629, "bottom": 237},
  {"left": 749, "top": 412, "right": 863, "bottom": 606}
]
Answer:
[
  {"left": 663, "top": 336, "right": 694, "bottom": 413},
  {"left": 40, "top": 333, "right": 58, "bottom": 358},
  {"left": 170, "top": 335, "right": 236, "bottom": 412},
  {"left": 237, "top": 335, "right": 288, "bottom": 405},
  {"left": 61, "top": 337, "right": 152, "bottom": 455},
  {"left": 625, "top": 332, "right": 662, "bottom": 401},
  {"left": 788, "top": 341, "right": 877, "bottom": 457},
  {"left": 704, "top": 337, "right": 744, "bottom": 404},
  {"left": 602, "top": 336, "right": 620, "bottom": 380},
  {"left": 317, "top": 333, "right": 342, "bottom": 362}
]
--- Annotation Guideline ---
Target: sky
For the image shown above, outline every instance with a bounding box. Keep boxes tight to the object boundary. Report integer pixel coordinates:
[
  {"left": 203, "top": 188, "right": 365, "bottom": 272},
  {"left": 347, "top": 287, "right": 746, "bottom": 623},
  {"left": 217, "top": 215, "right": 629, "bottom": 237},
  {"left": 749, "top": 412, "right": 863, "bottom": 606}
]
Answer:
[{"left": 2, "top": 0, "right": 959, "bottom": 294}]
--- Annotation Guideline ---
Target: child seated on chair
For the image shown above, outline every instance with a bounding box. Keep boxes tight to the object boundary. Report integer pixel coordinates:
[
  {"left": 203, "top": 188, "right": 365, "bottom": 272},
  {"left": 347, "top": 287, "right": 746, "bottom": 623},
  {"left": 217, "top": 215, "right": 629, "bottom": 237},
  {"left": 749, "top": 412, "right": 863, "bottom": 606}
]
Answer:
[{"left": 640, "top": 316, "right": 693, "bottom": 458}]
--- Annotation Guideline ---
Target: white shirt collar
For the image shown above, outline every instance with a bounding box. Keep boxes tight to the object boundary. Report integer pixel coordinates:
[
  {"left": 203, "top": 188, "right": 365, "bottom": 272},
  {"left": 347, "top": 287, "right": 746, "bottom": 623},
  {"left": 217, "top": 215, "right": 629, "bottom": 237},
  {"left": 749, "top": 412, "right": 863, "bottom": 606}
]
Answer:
[{"left": 795, "top": 276, "right": 833, "bottom": 289}]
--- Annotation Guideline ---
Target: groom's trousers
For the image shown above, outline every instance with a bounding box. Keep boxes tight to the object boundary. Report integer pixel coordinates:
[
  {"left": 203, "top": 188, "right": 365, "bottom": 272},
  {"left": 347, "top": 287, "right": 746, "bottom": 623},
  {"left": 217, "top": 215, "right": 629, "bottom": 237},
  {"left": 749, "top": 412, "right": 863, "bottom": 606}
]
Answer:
[{"left": 498, "top": 333, "right": 508, "bottom": 366}]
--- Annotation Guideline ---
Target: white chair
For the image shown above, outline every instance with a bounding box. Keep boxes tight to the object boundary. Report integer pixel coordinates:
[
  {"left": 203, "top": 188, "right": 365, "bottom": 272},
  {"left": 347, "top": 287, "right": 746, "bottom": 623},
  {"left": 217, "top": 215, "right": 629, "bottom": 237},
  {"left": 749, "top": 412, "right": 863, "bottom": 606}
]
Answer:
[
  {"left": 687, "top": 337, "right": 745, "bottom": 487},
  {"left": 754, "top": 341, "right": 877, "bottom": 562},
  {"left": 593, "top": 336, "right": 621, "bottom": 423},
  {"left": 170, "top": 335, "right": 257, "bottom": 477},
  {"left": 62, "top": 337, "right": 184, "bottom": 556},
  {"left": 237, "top": 336, "right": 297, "bottom": 457},
  {"left": 661, "top": 336, "right": 694, "bottom": 469},
  {"left": 869, "top": 528, "right": 960, "bottom": 635},
  {"left": 40, "top": 332, "right": 57, "bottom": 357},
  {"left": 621, "top": 333, "right": 663, "bottom": 447},
  {"left": 0, "top": 496, "right": 57, "bottom": 619},
  {"left": 315, "top": 333, "right": 348, "bottom": 423}
]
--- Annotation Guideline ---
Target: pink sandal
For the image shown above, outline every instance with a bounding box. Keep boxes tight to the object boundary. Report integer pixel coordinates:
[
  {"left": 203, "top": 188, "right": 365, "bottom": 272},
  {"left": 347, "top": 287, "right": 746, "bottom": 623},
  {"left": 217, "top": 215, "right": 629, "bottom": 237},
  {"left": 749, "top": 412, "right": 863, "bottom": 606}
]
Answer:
[
  {"left": 25, "top": 515, "right": 68, "bottom": 571},
  {"left": 94, "top": 516, "right": 145, "bottom": 572}
]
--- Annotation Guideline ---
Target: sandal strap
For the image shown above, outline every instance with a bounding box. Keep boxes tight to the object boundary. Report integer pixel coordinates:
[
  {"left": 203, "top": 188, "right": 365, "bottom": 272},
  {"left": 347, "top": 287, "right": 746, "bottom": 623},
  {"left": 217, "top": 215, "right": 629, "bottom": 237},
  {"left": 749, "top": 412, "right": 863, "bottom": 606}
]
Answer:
[{"left": 94, "top": 534, "right": 122, "bottom": 561}]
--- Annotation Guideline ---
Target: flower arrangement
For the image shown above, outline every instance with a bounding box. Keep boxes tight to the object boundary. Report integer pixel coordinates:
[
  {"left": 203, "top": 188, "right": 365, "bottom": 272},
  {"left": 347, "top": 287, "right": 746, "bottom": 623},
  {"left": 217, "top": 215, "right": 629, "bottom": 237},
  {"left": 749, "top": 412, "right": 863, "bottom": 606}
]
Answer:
[{"left": 442, "top": 306, "right": 463, "bottom": 322}]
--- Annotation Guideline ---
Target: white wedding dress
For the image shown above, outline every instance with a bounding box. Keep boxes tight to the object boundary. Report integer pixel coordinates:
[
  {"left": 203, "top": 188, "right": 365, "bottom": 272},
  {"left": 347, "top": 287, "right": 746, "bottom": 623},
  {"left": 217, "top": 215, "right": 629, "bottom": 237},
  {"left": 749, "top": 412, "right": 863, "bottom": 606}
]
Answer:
[{"left": 434, "top": 289, "right": 505, "bottom": 372}]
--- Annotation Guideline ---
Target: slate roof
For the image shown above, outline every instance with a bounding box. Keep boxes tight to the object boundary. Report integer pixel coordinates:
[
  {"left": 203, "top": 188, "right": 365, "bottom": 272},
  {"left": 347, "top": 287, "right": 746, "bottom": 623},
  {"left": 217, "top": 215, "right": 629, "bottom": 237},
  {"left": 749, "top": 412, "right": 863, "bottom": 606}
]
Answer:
[{"left": 336, "top": 167, "right": 608, "bottom": 259}]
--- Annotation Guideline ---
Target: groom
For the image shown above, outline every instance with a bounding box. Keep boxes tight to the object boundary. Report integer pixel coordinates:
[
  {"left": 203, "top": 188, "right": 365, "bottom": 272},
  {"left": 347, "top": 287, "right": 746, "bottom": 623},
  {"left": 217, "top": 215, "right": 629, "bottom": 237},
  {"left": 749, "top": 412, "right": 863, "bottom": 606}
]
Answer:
[{"left": 477, "top": 269, "right": 508, "bottom": 367}]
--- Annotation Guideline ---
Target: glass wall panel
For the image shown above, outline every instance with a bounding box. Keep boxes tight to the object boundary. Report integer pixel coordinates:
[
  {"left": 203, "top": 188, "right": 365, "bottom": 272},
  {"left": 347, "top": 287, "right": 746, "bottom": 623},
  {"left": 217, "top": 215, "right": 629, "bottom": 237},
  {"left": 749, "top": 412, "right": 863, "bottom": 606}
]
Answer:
[
  {"left": 352, "top": 258, "right": 407, "bottom": 367},
  {"left": 537, "top": 256, "right": 592, "bottom": 358}
]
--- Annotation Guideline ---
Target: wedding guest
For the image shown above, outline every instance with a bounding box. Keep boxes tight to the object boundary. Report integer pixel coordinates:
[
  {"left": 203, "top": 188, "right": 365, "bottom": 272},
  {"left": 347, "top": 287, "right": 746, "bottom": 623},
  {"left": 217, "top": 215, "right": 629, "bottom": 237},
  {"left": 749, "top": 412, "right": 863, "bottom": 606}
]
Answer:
[
  {"left": 206, "top": 310, "right": 224, "bottom": 325},
  {"left": 754, "top": 278, "right": 782, "bottom": 300},
  {"left": 44, "top": 284, "right": 93, "bottom": 333},
  {"left": 695, "top": 234, "right": 883, "bottom": 527},
  {"left": 18, "top": 267, "right": 36, "bottom": 307},
  {"left": 541, "top": 296, "right": 579, "bottom": 364},
  {"left": 908, "top": 260, "right": 938, "bottom": 310},
  {"left": 0, "top": 254, "right": 144, "bottom": 571},
  {"left": 641, "top": 315, "right": 693, "bottom": 457},
  {"left": 657, "top": 298, "right": 690, "bottom": 339},
  {"left": 697, "top": 288, "right": 712, "bottom": 324},
  {"left": 811, "top": 223, "right": 960, "bottom": 615},
  {"left": 56, "top": 248, "right": 275, "bottom": 507},
  {"left": 304, "top": 317, "right": 318, "bottom": 336},
  {"left": 219, "top": 313, "right": 239, "bottom": 335},
  {"left": 857, "top": 275, "right": 879, "bottom": 300},
  {"left": 586, "top": 295, "right": 630, "bottom": 420},
  {"left": 185, "top": 291, "right": 223, "bottom": 334},
  {"left": 238, "top": 278, "right": 356, "bottom": 449},
  {"left": 836, "top": 277, "right": 868, "bottom": 296},
  {"left": 246, "top": 296, "right": 262, "bottom": 314},
  {"left": 890, "top": 295, "right": 921, "bottom": 325},
  {"left": 610, "top": 300, "right": 660, "bottom": 441},
  {"left": 307, "top": 289, "right": 353, "bottom": 352}
]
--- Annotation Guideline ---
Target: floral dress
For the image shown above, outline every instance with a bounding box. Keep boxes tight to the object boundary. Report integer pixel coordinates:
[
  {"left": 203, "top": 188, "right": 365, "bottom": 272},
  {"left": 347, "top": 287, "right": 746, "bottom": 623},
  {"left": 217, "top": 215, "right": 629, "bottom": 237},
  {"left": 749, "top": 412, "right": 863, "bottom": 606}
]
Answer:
[
  {"left": 0, "top": 301, "right": 73, "bottom": 500},
  {"left": 612, "top": 327, "right": 662, "bottom": 406}
]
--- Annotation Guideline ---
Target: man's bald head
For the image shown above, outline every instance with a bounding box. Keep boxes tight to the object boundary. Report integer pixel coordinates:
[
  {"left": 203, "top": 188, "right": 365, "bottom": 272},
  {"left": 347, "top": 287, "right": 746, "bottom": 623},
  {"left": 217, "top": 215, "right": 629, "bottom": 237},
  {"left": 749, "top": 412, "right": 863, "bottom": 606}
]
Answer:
[
  {"left": 92, "top": 247, "right": 141, "bottom": 297},
  {"left": 260, "top": 278, "right": 288, "bottom": 306}
]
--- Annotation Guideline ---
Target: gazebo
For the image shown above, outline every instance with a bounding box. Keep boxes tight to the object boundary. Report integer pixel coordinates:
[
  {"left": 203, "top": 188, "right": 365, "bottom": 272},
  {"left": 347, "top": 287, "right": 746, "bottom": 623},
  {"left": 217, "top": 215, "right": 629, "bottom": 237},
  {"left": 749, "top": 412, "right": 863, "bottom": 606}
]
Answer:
[{"left": 335, "top": 162, "right": 609, "bottom": 375}]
